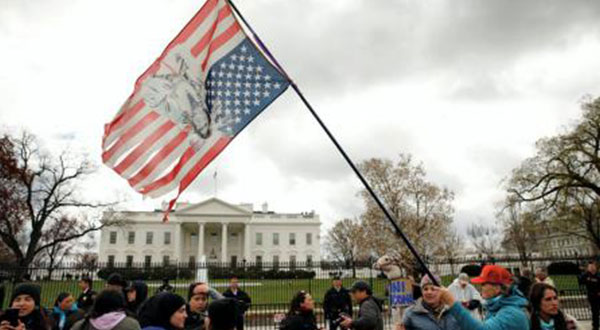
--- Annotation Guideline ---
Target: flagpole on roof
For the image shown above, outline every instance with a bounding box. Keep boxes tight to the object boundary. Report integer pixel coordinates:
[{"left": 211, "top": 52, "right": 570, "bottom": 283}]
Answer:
[{"left": 227, "top": 0, "right": 440, "bottom": 286}]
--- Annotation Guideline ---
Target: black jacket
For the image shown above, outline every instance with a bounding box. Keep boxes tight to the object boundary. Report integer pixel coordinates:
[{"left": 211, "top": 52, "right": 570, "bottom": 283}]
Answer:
[
  {"left": 222, "top": 289, "right": 251, "bottom": 314},
  {"left": 76, "top": 289, "right": 97, "bottom": 312},
  {"left": 352, "top": 296, "right": 384, "bottom": 330},
  {"left": 323, "top": 287, "right": 352, "bottom": 319},
  {"left": 280, "top": 311, "right": 318, "bottom": 330},
  {"left": 184, "top": 305, "right": 206, "bottom": 330},
  {"left": 579, "top": 271, "right": 600, "bottom": 300}
]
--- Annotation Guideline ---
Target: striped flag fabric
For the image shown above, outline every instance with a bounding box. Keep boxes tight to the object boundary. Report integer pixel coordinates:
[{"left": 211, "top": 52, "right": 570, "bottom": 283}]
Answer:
[{"left": 102, "top": 0, "right": 289, "bottom": 218}]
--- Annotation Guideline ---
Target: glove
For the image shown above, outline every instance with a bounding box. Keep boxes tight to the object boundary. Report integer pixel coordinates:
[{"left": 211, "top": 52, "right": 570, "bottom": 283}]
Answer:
[{"left": 467, "top": 300, "right": 481, "bottom": 310}]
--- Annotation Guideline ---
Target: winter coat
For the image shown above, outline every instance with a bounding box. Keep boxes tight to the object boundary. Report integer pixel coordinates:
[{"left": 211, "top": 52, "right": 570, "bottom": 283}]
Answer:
[
  {"left": 402, "top": 298, "right": 460, "bottom": 330},
  {"left": 351, "top": 296, "right": 384, "bottom": 330},
  {"left": 222, "top": 289, "right": 251, "bottom": 314},
  {"left": 531, "top": 312, "right": 581, "bottom": 330},
  {"left": 280, "top": 311, "right": 318, "bottom": 330},
  {"left": 127, "top": 281, "right": 149, "bottom": 317},
  {"left": 183, "top": 305, "right": 206, "bottom": 330},
  {"left": 76, "top": 289, "right": 97, "bottom": 312},
  {"left": 323, "top": 287, "right": 352, "bottom": 320},
  {"left": 578, "top": 271, "right": 600, "bottom": 301},
  {"left": 50, "top": 305, "right": 84, "bottom": 330},
  {"left": 71, "top": 313, "right": 140, "bottom": 330},
  {"left": 448, "top": 286, "right": 530, "bottom": 330},
  {"left": 447, "top": 280, "right": 483, "bottom": 319},
  {"left": 2, "top": 308, "right": 51, "bottom": 330}
]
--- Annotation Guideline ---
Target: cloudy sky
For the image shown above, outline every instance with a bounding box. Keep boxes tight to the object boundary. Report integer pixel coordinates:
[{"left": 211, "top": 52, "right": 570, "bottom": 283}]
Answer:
[{"left": 2, "top": 0, "right": 600, "bottom": 241}]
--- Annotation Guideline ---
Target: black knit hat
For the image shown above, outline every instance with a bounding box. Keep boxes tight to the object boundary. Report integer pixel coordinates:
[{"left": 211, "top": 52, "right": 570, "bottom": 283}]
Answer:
[
  {"left": 106, "top": 273, "right": 127, "bottom": 288},
  {"left": 11, "top": 283, "right": 42, "bottom": 306},
  {"left": 139, "top": 292, "right": 186, "bottom": 330}
]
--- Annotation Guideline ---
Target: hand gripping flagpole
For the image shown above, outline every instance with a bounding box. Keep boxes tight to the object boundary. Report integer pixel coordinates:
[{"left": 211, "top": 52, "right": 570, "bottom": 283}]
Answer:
[{"left": 228, "top": 0, "right": 440, "bottom": 286}]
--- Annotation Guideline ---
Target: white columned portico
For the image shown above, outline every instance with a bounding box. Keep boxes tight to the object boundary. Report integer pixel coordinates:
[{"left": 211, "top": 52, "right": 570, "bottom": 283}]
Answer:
[
  {"left": 197, "top": 223, "right": 205, "bottom": 262},
  {"left": 221, "top": 223, "right": 228, "bottom": 263},
  {"left": 244, "top": 223, "right": 250, "bottom": 262}
]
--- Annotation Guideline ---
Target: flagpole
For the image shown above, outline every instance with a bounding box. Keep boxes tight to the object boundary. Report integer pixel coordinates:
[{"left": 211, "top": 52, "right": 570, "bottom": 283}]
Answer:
[{"left": 227, "top": 0, "right": 440, "bottom": 285}]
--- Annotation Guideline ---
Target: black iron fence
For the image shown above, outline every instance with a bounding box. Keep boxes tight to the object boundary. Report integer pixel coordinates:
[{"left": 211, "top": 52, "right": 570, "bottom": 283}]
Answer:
[{"left": 0, "top": 254, "right": 598, "bottom": 325}]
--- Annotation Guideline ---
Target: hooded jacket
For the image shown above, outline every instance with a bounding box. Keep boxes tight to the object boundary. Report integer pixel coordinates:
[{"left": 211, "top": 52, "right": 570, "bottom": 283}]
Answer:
[
  {"left": 70, "top": 312, "right": 140, "bottom": 330},
  {"left": 126, "top": 281, "right": 149, "bottom": 317},
  {"left": 448, "top": 286, "right": 530, "bottom": 330},
  {"left": 351, "top": 296, "right": 384, "bottom": 330},
  {"left": 402, "top": 298, "right": 460, "bottom": 330},
  {"left": 138, "top": 293, "right": 186, "bottom": 330}
]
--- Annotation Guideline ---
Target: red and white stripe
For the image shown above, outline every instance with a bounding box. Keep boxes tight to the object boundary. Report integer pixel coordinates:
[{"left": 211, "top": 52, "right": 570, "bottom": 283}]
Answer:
[{"left": 102, "top": 0, "right": 246, "bottom": 215}]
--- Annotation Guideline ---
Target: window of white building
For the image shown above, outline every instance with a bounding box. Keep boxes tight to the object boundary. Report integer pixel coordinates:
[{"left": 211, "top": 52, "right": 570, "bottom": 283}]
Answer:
[
  {"left": 164, "top": 232, "right": 171, "bottom": 245},
  {"left": 109, "top": 231, "right": 117, "bottom": 244},
  {"left": 126, "top": 255, "right": 134, "bottom": 267},
  {"left": 128, "top": 232, "right": 135, "bottom": 244},
  {"left": 108, "top": 255, "right": 115, "bottom": 266},
  {"left": 273, "top": 233, "right": 279, "bottom": 246},
  {"left": 146, "top": 232, "right": 153, "bottom": 244},
  {"left": 306, "top": 233, "right": 312, "bottom": 245},
  {"left": 306, "top": 255, "right": 313, "bottom": 267},
  {"left": 144, "top": 256, "right": 152, "bottom": 267},
  {"left": 289, "top": 233, "right": 296, "bottom": 246},
  {"left": 256, "top": 255, "right": 262, "bottom": 267},
  {"left": 256, "top": 233, "right": 263, "bottom": 246},
  {"left": 163, "top": 255, "right": 170, "bottom": 266}
]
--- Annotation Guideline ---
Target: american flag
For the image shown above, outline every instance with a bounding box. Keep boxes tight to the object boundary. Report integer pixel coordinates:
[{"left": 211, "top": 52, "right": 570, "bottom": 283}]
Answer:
[{"left": 102, "top": 0, "right": 289, "bottom": 218}]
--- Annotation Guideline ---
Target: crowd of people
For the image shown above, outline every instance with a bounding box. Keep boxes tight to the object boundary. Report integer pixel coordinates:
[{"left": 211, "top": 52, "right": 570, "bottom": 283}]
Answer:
[{"left": 0, "top": 262, "right": 599, "bottom": 330}]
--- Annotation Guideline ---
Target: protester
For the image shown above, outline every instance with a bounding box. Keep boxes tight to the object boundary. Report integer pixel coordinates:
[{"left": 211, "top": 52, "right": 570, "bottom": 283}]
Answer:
[
  {"left": 323, "top": 277, "right": 352, "bottom": 330},
  {"left": 402, "top": 274, "right": 459, "bottom": 330},
  {"left": 50, "top": 293, "right": 82, "bottom": 330},
  {"left": 529, "top": 283, "right": 580, "bottom": 330},
  {"left": 106, "top": 274, "right": 128, "bottom": 293},
  {"left": 438, "top": 265, "right": 530, "bottom": 330},
  {"left": 125, "top": 281, "right": 148, "bottom": 317},
  {"left": 185, "top": 283, "right": 222, "bottom": 330},
  {"left": 517, "top": 269, "right": 533, "bottom": 298},
  {"left": 447, "top": 273, "right": 482, "bottom": 319},
  {"left": 340, "top": 281, "right": 383, "bottom": 330},
  {"left": 578, "top": 261, "right": 600, "bottom": 330},
  {"left": 221, "top": 277, "right": 251, "bottom": 330},
  {"left": 71, "top": 290, "right": 140, "bottom": 330},
  {"left": 206, "top": 299, "right": 238, "bottom": 330},
  {"left": 138, "top": 292, "right": 187, "bottom": 330},
  {"left": 3, "top": 283, "right": 50, "bottom": 330},
  {"left": 76, "top": 277, "right": 97, "bottom": 312},
  {"left": 156, "top": 279, "right": 174, "bottom": 294},
  {"left": 279, "top": 291, "right": 318, "bottom": 330},
  {"left": 535, "top": 268, "right": 555, "bottom": 288}
]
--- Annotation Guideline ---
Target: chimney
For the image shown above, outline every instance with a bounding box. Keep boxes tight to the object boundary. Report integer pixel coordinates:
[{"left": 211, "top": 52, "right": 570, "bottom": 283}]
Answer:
[{"left": 262, "top": 202, "right": 268, "bottom": 213}]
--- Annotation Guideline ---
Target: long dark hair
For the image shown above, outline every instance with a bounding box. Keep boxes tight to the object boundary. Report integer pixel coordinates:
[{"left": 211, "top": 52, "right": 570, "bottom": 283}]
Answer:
[
  {"left": 286, "top": 291, "right": 310, "bottom": 316},
  {"left": 529, "top": 283, "right": 567, "bottom": 330},
  {"left": 54, "top": 292, "right": 72, "bottom": 308}
]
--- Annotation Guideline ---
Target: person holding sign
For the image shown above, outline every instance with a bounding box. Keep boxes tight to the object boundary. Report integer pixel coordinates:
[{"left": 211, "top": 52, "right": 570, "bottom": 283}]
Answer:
[{"left": 402, "top": 275, "right": 459, "bottom": 330}]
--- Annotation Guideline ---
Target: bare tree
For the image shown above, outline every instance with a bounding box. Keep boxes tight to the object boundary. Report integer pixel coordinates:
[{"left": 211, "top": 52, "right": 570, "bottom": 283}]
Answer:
[
  {"left": 358, "top": 154, "right": 455, "bottom": 274},
  {"left": 0, "top": 131, "right": 121, "bottom": 276},
  {"left": 508, "top": 96, "right": 600, "bottom": 249},
  {"left": 499, "top": 201, "right": 539, "bottom": 265},
  {"left": 437, "top": 228, "right": 464, "bottom": 276},
  {"left": 325, "top": 218, "right": 364, "bottom": 277},
  {"left": 466, "top": 223, "right": 503, "bottom": 257}
]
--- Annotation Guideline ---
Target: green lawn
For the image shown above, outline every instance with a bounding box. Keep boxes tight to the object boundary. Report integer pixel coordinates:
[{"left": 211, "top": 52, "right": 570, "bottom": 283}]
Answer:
[{"left": 0, "top": 274, "right": 584, "bottom": 309}]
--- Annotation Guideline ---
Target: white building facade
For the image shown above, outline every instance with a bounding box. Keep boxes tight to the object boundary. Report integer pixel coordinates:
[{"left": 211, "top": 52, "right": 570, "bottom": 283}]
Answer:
[{"left": 98, "top": 198, "right": 321, "bottom": 266}]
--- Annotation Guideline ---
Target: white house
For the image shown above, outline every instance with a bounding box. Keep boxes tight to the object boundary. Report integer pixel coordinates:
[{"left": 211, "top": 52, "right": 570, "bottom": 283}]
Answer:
[{"left": 98, "top": 198, "right": 321, "bottom": 267}]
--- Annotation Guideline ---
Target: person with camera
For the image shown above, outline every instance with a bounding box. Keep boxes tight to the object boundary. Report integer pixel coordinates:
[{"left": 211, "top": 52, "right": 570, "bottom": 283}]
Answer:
[
  {"left": 323, "top": 277, "right": 352, "bottom": 330},
  {"left": 1, "top": 283, "right": 50, "bottom": 330},
  {"left": 339, "top": 281, "right": 383, "bottom": 330}
]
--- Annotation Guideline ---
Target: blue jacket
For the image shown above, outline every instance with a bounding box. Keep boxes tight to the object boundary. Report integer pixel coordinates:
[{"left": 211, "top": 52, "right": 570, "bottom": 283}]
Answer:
[
  {"left": 403, "top": 298, "right": 460, "bottom": 330},
  {"left": 447, "top": 286, "right": 530, "bottom": 330}
]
